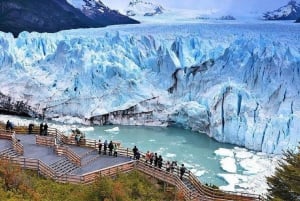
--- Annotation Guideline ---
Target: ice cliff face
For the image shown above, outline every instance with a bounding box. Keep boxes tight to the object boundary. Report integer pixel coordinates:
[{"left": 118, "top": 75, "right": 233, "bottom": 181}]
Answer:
[{"left": 0, "top": 23, "right": 299, "bottom": 154}]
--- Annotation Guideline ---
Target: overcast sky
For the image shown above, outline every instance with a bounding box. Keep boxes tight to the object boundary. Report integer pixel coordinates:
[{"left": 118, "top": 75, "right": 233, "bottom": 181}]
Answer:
[{"left": 102, "top": 0, "right": 290, "bottom": 14}]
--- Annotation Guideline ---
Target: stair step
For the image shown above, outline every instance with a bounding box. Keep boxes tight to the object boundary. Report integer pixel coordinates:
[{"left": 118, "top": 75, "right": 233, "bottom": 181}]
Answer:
[
  {"left": 0, "top": 148, "right": 19, "bottom": 158},
  {"left": 50, "top": 158, "right": 78, "bottom": 174}
]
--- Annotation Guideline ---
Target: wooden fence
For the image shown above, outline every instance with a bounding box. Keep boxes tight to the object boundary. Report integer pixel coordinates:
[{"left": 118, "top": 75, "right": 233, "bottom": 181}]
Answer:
[{"left": 35, "top": 135, "right": 56, "bottom": 147}]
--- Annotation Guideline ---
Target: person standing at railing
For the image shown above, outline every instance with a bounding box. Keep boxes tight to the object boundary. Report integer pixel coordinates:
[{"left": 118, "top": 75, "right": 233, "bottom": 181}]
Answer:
[
  {"left": 113, "top": 144, "right": 118, "bottom": 157},
  {"left": 170, "top": 161, "right": 177, "bottom": 173},
  {"left": 166, "top": 161, "right": 171, "bottom": 172},
  {"left": 136, "top": 150, "right": 140, "bottom": 160},
  {"left": 6, "top": 120, "right": 13, "bottom": 131},
  {"left": 39, "top": 122, "right": 43, "bottom": 135},
  {"left": 103, "top": 140, "right": 108, "bottom": 155},
  {"left": 75, "top": 134, "right": 81, "bottom": 145},
  {"left": 108, "top": 140, "right": 114, "bottom": 156},
  {"left": 43, "top": 123, "right": 48, "bottom": 136},
  {"left": 145, "top": 151, "right": 151, "bottom": 164},
  {"left": 158, "top": 155, "right": 163, "bottom": 169},
  {"left": 98, "top": 140, "right": 102, "bottom": 155},
  {"left": 149, "top": 152, "right": 154, "bottom": 165},
  {"left": 28, "top": 123, "right": 34, "bottom": 134},
  {"left": 132, "top": 145, "right": 138, "bottom": 159},
  {"left": 180, "top": 164, "right": 186, "bottom": 180},
  {"left": 154, "top": 153, "right": 158, "bottom": 167}
]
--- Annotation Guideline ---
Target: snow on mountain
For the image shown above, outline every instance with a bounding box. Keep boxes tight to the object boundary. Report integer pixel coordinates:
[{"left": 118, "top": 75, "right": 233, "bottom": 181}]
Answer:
[
  {"left": 0, "top": 22, "right": 300, "bottom": 154},
  {"left": 66, "top": 0, "right": 139, "bottom": 25},
  {"left": 263, "top": 0, "right": 300, "bottom": 20},
  {"left": 101, "top": 0, "right": 219, "bottom": 23},
  {"left": 125, "top": 0, "right": 164, "bottom": 17}
]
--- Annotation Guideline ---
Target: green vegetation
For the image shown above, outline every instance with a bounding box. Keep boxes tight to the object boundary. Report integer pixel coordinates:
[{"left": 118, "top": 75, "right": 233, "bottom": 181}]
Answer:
[
  {"left": 0, "top": 159, "right": 183, "bottom": 201},
  {"left": 266, "top": 144, "right": 300, "bottom": 201}
]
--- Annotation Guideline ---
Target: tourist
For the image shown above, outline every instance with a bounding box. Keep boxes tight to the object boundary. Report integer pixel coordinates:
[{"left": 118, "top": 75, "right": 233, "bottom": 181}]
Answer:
[
  {"left": 180, "top": 164, "right": 186, "bottom": 180},
  {"left": 103, "top": 140, "right": 108, "bottom": 155},
  {"left": 154, "top": 153, "right": 158, "bottom": 167},
  {"left": 108, "top": 140, "right": 114, "bottom": 156},
  {"left": 149, "top": 152, "right": 154, "bottom": 165},
  {"left": 170, "top": 161, "right": 177, "bottom": 173},
  {"left": 6, "top": 120, "right": 13, "bottom": 131},
  {"left": 5, "top": 120, "right": 10, "bottom": 130},
  {"left": 136, "top": 150, "right": 141, "bottom": 160},
  {"left": 43, "top": 123, "right": 48, "bottom": 135},
  {"left": 28, "top": 123, "right": 34, "bottom": 134},
  {"left": 166, "top": 161, "right": 171, "bottom": 172},
  {"left": 113, "top": 144, "right": 118, "bottom": 157},
  {"left": 132, "top": 145, "right": 138, "bottom": 159},
  {"left": 158, "top": 155, "right": 163, "bottom": 169},
  {"left": 145, "top": 151, "right": 151, "bottom": 164},
  {"left": 39, "top": 122, "right": 43, "bottom": 135},
  {"left": 98, "top": 140, "right": 102, "bottom": 155},
  {"left": 75, "top": 133, "right": 81, "bottom": 145}
]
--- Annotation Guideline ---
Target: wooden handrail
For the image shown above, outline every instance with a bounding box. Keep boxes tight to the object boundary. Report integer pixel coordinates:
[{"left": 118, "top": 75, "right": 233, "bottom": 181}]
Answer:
[
  {"left": 35, "top": 135, "right": 56, "bottom": 147},
  {"left": 11, "top": 134, "right": 24, "bottom": 155}
]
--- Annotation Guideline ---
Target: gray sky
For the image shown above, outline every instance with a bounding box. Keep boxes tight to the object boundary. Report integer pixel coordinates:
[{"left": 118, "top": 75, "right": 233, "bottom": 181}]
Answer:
[{"left": 102, "top": 0, "right": 290, "bottom": 13}]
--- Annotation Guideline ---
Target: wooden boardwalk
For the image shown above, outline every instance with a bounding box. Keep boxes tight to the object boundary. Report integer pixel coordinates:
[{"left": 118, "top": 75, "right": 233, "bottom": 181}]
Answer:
[{"left": 0, "top": 124, "right": 263, "bottom": 201}]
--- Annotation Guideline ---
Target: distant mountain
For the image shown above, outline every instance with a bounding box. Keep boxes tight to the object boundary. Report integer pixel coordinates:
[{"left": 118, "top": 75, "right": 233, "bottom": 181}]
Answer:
[
  {"left": 218, "top": 15, "right": 236, "bottom": 20},
  {"left": 67, "top": 0, "right": 139, "bottom": 24},
  {"left": 263, "top": 0, "right": 300, "bottom": 20},
  {"left": 125, "top": 0, "right": 164, "bottom": 17},
  {"left": 0, "top": 0, "right": 138, "bottom": 37}
]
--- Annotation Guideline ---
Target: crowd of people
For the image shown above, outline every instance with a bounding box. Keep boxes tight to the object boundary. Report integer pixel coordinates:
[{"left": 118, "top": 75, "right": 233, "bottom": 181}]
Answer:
[
  {"left": 98, "top": 139, "right": 118, "bottom": 157},
  {"left": 133, "top": 146, "right": 187, "bottom": 180}
]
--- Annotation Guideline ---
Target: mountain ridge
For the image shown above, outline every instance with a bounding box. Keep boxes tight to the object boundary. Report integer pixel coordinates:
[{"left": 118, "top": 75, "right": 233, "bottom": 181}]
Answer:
[
  {"left": 263, "top": 0, "right": 300, "bottom": 20},
  {"left": 0, "top": 0, "right": 139, "bottom": 37}
]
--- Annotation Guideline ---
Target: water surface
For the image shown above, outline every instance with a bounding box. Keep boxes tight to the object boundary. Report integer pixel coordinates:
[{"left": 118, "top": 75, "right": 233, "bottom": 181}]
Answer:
[{"left": 85, "top": 125, "right": 237, "bottom": 186}]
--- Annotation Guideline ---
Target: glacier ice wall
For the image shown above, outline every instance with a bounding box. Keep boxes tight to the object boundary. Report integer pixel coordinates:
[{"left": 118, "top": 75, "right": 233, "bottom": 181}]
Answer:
[{"left": 0, "top": 23, "right": 299, "bottom": 154}]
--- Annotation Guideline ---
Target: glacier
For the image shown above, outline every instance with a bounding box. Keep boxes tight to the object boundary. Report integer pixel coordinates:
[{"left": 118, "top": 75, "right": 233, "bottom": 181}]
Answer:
[{"left": 0, "top": 22, "right": 299, "bottom": 154}]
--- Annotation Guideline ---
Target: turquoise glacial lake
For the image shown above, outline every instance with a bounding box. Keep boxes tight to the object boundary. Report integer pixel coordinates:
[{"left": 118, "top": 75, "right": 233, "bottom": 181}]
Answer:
[{"left": 85, "top": 125, "right": 237, "bottom": 186}]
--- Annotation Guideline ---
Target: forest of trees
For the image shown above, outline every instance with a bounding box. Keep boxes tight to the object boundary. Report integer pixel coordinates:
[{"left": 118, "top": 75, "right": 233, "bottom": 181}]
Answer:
[{"left": 0, "top": 158, "right": 184, "bottom": 201}]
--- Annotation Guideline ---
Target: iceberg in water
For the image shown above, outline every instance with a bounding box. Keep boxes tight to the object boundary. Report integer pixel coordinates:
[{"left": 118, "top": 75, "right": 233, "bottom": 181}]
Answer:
[{"left": 104, "top": 127, "right": 120, "bottom": 133}]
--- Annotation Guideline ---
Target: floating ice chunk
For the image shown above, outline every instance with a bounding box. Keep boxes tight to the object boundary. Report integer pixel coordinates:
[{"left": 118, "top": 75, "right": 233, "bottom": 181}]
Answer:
[
  {"left": 165, "top": 153, "right": 176, "bottom": 158},
  {"left": 220, "top": 157, "right": 237, "bottom": 173},
  {"left": 235, "top": 150, "right": 253, "bottom": 159},
  {"left": 240, "top": 158, "right": 265, "bottom": 174},
  {"left": 218, "top": 173, "right": 240, "bottom": 192},
  {"left": 104, "top": 127, "right": 120, "bottom": 132},
  {"left": 194, "top": 170, "right": 206, "bottom": 177},
  {"left": 214, "top": 148, "right": 234, "bottom": 157},
  {"left": 78, "top": 127, "right": 94, "bottom": 132}
]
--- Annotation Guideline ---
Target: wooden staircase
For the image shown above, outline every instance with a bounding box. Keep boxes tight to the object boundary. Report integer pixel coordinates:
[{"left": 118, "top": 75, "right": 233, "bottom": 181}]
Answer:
[
  {"left": 49, "top": 157, "right": 78, "bottom": 175},
  {"left": 0, "top": 147, "right": 19, "bottom": 158}
]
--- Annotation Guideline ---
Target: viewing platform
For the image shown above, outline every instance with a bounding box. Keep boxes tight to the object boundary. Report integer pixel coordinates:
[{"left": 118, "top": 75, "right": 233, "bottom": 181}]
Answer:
[{"left": 0, "top": 123, "right": 263, "bottom": 201}]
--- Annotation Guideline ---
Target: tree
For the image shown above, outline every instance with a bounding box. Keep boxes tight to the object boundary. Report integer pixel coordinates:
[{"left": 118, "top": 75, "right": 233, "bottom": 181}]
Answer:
[{"left": 267, "top": 144, "right": 300, "bottom": 201}]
